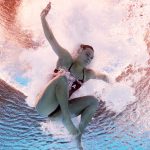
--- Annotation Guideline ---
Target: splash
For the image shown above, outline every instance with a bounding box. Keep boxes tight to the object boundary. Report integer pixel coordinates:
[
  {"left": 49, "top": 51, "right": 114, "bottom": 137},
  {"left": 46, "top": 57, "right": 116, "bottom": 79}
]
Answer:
[{"left": 0, "top": 0, "right": 150, "bottom": 113}]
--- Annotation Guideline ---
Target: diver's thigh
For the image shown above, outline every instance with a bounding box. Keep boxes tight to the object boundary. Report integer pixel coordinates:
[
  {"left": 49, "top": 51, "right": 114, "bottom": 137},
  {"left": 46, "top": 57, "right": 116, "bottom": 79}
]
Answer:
[
  {"left": 36, "top": 75, "right": 66, "bottom": 102},
  {"left": 48, "top": 95, "right": 98, "bottom": 119},
  {"left": 36, "top": 78, "right": 57, "bottom": 104},
  {"left": 68, "top": 95, "right": 98, "bottom": 117},
  {"left": 36, "top": 76, "right": 65, "bottom": 107}
]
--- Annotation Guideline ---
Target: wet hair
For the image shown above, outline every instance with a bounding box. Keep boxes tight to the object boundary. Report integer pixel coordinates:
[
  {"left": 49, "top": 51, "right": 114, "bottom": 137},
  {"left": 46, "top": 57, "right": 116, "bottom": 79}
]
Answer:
[
  {"left": 80, "top": 44, "right": 94, "bottom": 52},
  {"left": 72, "top": 44, "right": 94, "bottom": 59}
]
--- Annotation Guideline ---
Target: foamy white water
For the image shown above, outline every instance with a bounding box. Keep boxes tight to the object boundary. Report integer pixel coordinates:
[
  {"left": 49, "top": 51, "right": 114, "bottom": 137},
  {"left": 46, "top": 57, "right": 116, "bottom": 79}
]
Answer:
[{"left": 0, "top": 0, "right": 149, "bottom": 113}]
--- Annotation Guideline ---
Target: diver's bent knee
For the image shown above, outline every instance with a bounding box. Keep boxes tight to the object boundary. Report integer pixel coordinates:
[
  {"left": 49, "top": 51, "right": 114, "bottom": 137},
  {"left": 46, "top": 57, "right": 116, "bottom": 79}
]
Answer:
[
  {"left": 89, "top": 95, "right": 99, "bottom": 106},
  {"left": 88, "top": 95, "right": 98, "bottom": 101},
  {"left": 57, "top": 75, "right": 67, "bottom": 84},
  {"left": 55, "top": 75, "right": 68, "bottom": 90}
]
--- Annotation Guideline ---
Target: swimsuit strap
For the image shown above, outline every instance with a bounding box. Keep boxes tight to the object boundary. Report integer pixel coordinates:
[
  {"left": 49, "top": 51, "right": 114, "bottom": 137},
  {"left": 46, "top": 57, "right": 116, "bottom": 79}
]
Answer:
[
  {"left": 68, "top": 62, "right": 85, "bottom": 82},
  {"left": 68, "top": 63, "right": 74, "bottom": 71},
  {"left": 82, "top": 68, "right": 85, "bottom": 82}
]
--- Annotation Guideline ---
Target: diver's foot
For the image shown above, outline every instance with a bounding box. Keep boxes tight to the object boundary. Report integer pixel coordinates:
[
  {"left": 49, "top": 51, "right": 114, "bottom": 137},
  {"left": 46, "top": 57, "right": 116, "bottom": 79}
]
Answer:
[
  {"left": 62, "top": 119, "right": 80, "bottom": 136},
  {"left": 75, "top": 134, "right": 83, "bottom": 150},
  {"left": 79, "top": 146, "right": 83, "bottom": 150}
]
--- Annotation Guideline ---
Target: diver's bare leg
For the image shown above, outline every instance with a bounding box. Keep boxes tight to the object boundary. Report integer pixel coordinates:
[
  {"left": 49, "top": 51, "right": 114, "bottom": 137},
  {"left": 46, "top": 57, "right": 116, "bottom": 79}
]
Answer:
[
  {"left": 69, "top": 96, "right": 98, "bottom": 149},
  {"left": 55, "top": 76, "right": 79, "bottom": 136},
  {"left": 79, "top": 98, "right": 98, "bottom": 134},
  {"left": 67, "top": 96, "right": 98, "bottom": 133},
  {"left": 49, "top": 95, "right": 98, "bottom": 149}
]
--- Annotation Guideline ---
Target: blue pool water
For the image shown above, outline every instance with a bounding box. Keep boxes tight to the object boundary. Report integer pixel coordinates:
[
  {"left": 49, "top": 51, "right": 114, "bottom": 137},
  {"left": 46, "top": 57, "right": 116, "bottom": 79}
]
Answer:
[{"left": 14, "top": 75, "right": 30, "bottom": 86}]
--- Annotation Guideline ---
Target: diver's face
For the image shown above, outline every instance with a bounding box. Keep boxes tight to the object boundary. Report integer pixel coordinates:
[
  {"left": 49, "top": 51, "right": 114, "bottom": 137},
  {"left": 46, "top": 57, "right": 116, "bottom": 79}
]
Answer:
[{"left": 78, "top": 48, "right": 94, "bottom": 65}]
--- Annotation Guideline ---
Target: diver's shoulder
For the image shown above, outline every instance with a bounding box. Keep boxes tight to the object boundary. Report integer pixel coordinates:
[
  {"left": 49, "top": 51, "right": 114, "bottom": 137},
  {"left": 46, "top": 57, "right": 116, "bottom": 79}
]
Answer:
[
  {"left": 56, "top": 56, "right": 73, "bottom": 69},
  {"left": 84, "top": 68, "right": 95, "bottom": 73},
  {"left": 84, "top": 68, "right": 95, "bottom": 81}
]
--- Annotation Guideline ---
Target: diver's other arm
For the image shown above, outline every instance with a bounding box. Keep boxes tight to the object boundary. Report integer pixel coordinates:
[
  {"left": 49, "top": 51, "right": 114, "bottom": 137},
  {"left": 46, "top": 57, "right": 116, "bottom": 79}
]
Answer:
[
  {"left": 86, "top": 69, "right": 110, "bottom": 83},
  {"left": 41, "top": 2, "right": 71, "bottom": 58},
  {"left": 94, "top": 72, "right": 110, "bottom": 83}
]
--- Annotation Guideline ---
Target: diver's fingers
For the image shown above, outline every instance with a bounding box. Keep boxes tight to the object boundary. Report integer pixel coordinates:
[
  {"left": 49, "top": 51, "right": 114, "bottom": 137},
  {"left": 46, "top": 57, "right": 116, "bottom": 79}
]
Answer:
[
  {"left": 41, "top": 2, "right": 51, "bottom": 17},
  {"left": 46, "top": 2, "right": 51, "bottom": 10}
]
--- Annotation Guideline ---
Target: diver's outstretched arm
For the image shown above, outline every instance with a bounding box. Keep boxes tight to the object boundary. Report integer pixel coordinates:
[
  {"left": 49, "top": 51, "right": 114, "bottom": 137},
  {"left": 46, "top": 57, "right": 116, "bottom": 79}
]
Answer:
[
  {"left": 85, "top": 69, "right": 110, "bottom": 83},
  {"left": 94, "top": 72, "right": 110, "bottom": 83},
  {"left": 41, "top": 2, "right": 71, "bottom": 59}
]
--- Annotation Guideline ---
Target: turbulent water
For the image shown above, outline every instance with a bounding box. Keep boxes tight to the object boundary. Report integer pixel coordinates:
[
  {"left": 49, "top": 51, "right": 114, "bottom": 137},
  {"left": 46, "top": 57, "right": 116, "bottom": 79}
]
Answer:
[{"left": 0, "top": 0, "right": 150, "bottom": 149}]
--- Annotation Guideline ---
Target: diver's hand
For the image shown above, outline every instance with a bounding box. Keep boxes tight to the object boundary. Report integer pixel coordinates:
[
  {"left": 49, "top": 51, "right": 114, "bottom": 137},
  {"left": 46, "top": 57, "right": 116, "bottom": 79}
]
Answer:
[
  {"left": 41, "top": 2, "right": 51, "bottom": 18},
  {"left": 103, "top": 75, "right": 114, "bottom": 85},
  {"left": 103, "top": 75, "right": 110, "bottom": 83}
]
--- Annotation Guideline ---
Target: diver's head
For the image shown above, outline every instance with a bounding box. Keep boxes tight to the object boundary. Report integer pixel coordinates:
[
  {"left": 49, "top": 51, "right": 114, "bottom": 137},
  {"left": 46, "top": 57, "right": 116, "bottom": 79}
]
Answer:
[{"left": 75, "top": 44, "right": 94, "bottom": 66}]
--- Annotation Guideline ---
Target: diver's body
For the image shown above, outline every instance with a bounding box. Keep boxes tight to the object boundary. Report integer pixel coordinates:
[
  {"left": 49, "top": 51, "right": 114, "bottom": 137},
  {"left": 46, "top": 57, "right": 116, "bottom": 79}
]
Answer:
[{"left": 35, "top": 2, "right": 110, "bottom": 150}]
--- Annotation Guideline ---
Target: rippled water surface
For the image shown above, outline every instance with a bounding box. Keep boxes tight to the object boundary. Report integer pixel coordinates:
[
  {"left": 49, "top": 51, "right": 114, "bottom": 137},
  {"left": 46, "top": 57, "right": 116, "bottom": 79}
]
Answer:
[
  {"left": 0, "top": 0, "right": 150, "bottom": 150},
  {"left": 0, "top": 79, "right": 150, "bottom": 150}
]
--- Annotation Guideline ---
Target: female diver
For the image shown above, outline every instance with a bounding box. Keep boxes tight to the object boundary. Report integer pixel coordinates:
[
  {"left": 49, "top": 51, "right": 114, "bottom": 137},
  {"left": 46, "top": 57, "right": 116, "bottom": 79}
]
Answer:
[{"left": 36, "top": 2, "right": 110, "bottom": 149}]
